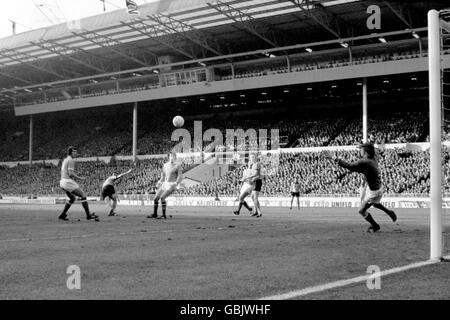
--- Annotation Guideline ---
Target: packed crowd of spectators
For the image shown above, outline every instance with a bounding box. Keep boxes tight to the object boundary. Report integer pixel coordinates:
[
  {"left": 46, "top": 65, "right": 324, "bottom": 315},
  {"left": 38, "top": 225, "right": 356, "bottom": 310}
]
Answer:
[
  {"left": 181, "top": 148, "right": 436, "bottom": 197},
  {"left": 0, "top": 156, "right": 198, "bottom": 197},
  {"left": 291, "top": 118, "right": 349, "bottom": 147},
  {"left": 1, "top": 147, "right": 445, "bottom": 198},
  {"left": 329, "top": 112, "right": 426, "bottom": 146},
  {"left": 0, "top": 108, "right": 438, "bottom": 163}
]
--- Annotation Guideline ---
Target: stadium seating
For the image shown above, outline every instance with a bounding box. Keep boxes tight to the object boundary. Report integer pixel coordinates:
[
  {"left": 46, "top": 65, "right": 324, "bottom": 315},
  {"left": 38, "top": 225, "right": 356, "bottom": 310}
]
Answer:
[
  {"left": 0, "top": 108, "right": 436, "bottom": 162},
  {"left": 1, "top": 148, "right": 448, "bottom": 198},
  {"left": 180, "top": 148, "right": 436, "bottom": 197},
  {"left": 0, "top": 157, "right": 197, "bottom": 197}
]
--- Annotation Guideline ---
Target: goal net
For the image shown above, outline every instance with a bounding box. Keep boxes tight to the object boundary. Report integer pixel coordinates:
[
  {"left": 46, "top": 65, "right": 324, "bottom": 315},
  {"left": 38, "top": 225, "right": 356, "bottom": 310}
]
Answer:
[{"left": 428, "top": 9, "right": 450, "bottom": 260}]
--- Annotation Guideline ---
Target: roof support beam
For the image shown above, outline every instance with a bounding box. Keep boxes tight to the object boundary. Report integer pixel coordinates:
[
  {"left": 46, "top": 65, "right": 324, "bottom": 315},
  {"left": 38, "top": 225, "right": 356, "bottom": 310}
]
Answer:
[
  {"left": 0, "top": 48, "right": 66, "bottom": 80},
  {"left": 207, "top": 0, "right": 279, "bottom": 48},
  {"left": 121, "top": 19, "right": 198, "bottom": 60},
  {"left": 0, "top": 26, "right": 428, "bottom": 94},
  {"left": 0, "top": 69, "right": 35, "bottom": 86},
  {"left": 72, "top": 30, "right": 156, "bottom": 67},
  {"left": 148, "top": 13, "right": 225, "bottom": 57},
  {"left": 288, "top": 0, "right": 343, "bottom": 38},
  {"left": 442, "top": 20, "right": 450, "bottom": 34},
  {"left": 384, "top": 1, "right": 412, "bottom": 29},
  {"left": 31, "top": 39, "right": 109, "bottom": 74}
]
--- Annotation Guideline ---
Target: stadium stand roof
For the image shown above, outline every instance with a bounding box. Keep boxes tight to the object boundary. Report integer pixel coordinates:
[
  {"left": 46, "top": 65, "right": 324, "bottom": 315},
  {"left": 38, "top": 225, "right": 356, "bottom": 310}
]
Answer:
[{"left": 0, "top": 0, "right": 448, "bottom": 107}]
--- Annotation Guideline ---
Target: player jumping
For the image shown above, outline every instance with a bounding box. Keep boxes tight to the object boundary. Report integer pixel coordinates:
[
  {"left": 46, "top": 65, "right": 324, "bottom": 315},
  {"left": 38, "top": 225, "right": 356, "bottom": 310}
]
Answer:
[
  {"left": 325, "top": 142, "right": 397, "bottom": 232},
  {"left": 101, "top": 169, "right": 133, "bottom": 216},
  {"left": 58, "top": 146, "right": 99, "bottom": 221},
  {"left": 147, "top": 151, "right": 182, "bottom": 219}
]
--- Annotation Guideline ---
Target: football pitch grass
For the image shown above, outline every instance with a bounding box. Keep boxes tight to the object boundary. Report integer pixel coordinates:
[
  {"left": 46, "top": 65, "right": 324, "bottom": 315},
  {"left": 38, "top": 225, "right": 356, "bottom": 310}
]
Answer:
[{"left": 0, "top": 203, "right": 449, "bottom": 300}]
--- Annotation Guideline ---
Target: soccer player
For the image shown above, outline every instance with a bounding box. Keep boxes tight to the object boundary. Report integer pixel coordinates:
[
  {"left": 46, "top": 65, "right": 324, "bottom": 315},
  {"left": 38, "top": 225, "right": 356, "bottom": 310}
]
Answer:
[
  {"left": 58, "top": 146, "right": 98, "bottom": 221},
  {"left": 147, "top": 151, "right": 182, "bottom": 219},
  {"left": 290, "top": 178, "right": 301, "bottom": 210},
  {"left": 101, "top": 168, "right": 133, "bottom": 216},
  {"left": 233, "top": 166, "right": 254, "bottom": 216},
  {"left": 325, "top": 143, "right": 397, "bottom": 232},
  {"left": 249, "top": 153, "right": 263, "bottom": 217}
]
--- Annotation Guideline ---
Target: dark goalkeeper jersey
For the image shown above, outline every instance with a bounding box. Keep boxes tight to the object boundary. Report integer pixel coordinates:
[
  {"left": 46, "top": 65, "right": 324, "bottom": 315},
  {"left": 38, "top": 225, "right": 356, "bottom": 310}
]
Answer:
[{"left": 337, "top": 158, "right": 382, "bottom": 191}]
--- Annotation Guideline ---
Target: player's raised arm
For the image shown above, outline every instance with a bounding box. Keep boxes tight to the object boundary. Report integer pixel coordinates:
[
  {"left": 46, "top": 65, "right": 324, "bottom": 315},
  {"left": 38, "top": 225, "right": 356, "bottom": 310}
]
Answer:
[
  {"left": 324, "top": 150, "right": 362, "bottom": 172},
  {"left": 116, "top": 168, "right": 133, "bottom": 180},
  {"left": 336, "top": 158, "right": 364, "bottom": 172}
]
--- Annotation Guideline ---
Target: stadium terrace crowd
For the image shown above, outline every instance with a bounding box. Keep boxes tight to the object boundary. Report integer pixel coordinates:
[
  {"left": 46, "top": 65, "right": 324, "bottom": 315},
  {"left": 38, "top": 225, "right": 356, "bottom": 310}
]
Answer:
[
  {"left": 0, "top": 157, "right": 197, "bottom": 197},
  {"left": 0, "top": 109, "right": 436, "bottom": 162},
  {"left": 329, "top": 112, "right": 426, "bottom": 146},
  {"left": 181, "top": 149, "right": 435, "bottom": 197},
  {"left": 2, "top": 148, "right": 446, "bottom": 198}
]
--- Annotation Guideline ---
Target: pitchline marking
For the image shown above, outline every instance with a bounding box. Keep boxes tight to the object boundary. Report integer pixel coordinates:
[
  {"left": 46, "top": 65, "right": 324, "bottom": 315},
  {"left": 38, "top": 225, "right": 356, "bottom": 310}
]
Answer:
[{"left": 260, "top": 255, "right": 450, "bottom": 300}]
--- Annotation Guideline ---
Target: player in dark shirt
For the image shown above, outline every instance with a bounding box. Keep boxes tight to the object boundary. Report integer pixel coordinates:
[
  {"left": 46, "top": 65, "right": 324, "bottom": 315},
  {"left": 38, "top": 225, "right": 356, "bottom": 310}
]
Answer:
[{"left": 325, "top": 142, "right": 397, "bottom": 232}]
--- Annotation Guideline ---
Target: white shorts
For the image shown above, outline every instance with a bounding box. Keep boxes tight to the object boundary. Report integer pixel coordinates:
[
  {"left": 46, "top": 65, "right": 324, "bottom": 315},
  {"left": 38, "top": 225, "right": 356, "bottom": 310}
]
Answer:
[
  {"left": 60, "top": 179, "right": 80, "bottom": 193},
  {"left": 240, "top": 182, "right": 254, "bottom": 195},
  {"left": 360, "top": 186, "right": 383, "bottom": 204},
  {"left": 159, "top": 181, "right": 177, "bottom": 192}
]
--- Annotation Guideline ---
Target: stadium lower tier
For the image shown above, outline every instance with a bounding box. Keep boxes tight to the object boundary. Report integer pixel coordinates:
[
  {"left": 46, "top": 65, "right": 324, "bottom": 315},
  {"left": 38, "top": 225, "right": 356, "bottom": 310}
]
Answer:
[
  {"left": 1, "top": 107, "right": 447, "bottom": 162},
  {"left": 1, "top": 149, "right": 448, "bottom": 198}
]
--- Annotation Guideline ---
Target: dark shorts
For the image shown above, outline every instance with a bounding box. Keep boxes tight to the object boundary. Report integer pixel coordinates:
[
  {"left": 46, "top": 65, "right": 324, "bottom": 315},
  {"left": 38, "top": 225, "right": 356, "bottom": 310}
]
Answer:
[
  {"left": 101, "top": 185, "right": 115, "bottom": 200},
  {"left": 254, "top": 179, "right": 262, "bottom": 192},
  {"left": 291, "top": 192, "right": 300, "bottom": 197}
]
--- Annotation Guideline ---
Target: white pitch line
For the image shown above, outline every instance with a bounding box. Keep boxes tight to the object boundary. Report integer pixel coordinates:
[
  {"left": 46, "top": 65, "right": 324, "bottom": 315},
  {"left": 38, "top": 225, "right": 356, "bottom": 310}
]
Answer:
[{"left": 260, "top": 255, "right": 450, "bottom": 300}]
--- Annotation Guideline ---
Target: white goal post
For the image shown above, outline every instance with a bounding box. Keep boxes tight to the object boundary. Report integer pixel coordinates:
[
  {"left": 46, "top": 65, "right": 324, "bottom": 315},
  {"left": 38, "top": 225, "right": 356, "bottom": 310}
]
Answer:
[{"left": 428, "top": 9, "right": 445, "bottom": 261}]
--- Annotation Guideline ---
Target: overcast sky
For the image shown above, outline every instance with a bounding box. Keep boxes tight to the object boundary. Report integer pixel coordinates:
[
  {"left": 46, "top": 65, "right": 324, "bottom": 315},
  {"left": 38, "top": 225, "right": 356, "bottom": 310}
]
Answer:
[{"left": 0, "top": 0, "right": 157, "bottom": 40}]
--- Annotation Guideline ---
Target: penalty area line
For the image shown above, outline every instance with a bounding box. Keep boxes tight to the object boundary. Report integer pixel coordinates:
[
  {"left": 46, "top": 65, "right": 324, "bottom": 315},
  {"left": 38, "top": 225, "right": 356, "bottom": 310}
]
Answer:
[{"left": 259, "top": 255, "right": 450, "bottom": 300}]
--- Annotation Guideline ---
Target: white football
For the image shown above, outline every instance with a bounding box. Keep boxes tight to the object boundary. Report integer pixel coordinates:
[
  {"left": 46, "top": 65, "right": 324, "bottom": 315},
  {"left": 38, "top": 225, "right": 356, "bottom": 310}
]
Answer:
[{"left": 172, "top": 115, "right": 184, "bottom": 128}]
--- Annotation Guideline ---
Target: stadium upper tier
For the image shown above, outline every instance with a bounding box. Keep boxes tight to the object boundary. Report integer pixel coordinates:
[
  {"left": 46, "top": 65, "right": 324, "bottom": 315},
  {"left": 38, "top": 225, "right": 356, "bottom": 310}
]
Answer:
[
  {"left": 1, "top": 148, "right": 448, "bottom": 198},
  {"left": 13, "top": 45, "right": 442, "bottom": 108},
  {"left": 1, "top": 0, "right": 449, "bottom": 115},
  {"left": 1, "top": 0, "right": 446, "bottom": 93}
]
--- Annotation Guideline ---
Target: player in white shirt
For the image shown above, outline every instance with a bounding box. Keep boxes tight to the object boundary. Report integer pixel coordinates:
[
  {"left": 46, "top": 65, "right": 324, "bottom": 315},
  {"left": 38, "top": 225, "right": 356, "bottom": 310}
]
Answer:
[
  {"left": 101, "top": 168, "right": 133, "bottom": 216},
  {"left": 289, "top": 178, "right": 301, "bottom": 210},
  {"left": 233, "top": 164, "right": 254, "bottom": 216},
  {"left": 147, "top": 151, "right": 182, "bottom": 219},
  {"left": 58, "top": 146, "right": 98, "bottom": 221},
  {"left": 248, "top": 153, "right": 263, "bottom": 217}
]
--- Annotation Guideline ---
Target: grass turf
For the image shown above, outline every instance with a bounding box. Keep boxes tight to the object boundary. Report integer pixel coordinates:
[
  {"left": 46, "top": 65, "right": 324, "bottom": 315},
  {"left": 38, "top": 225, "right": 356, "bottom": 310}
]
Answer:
[{"left": 0, "top": 204, "right": 448, "bottom": 299}]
